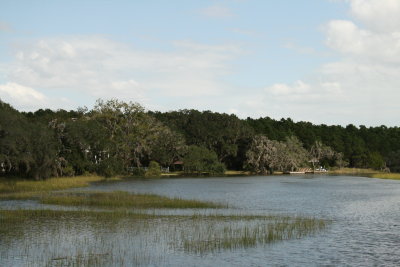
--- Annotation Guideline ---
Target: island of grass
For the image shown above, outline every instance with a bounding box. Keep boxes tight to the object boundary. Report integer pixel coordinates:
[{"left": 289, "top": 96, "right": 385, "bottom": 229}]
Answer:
[
  {"left": 40, "top": 191, "right": 225, "bottom": 209},
  {"left": 0, "top": 175, "right": 111, "bottom": 199}
]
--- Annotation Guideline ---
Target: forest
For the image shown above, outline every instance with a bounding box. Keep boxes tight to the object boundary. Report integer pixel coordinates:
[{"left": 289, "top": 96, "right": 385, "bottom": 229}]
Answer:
[{"left": 1, "top": 98, "right": 399, "bottom": 180}]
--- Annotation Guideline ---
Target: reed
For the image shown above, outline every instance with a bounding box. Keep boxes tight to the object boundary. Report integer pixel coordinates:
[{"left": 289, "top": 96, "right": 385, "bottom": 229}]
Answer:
[
  {"left": 0, "top": 209, "right": 329, "bottom": 266},
  {"left": 40, "top": 191, "right": 226, "bottom": 209},
  {"left": 328, "top": 168, "right": 379, "bottom": 175},
  {"left": 370, "top": 173, "right": 400, "bottom": 180},
  {"left": 0, "top": 175, "right": 109, "bottom": 199},
  {"left": 182, "top": 216, "right": 328, "bottom": 253}
]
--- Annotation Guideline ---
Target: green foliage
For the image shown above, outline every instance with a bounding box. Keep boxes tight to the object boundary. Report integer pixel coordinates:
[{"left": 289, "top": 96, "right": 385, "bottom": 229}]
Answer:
[
  {"left": 61, "top": 165, "right": 75, "bottom": 177},
  {"left": 282, "top": 136, "right": 309, "bottom": 171},
  {"left": 0, "top": 100, "right": 59, "bottom": 180},
  {"left": 97, "top": 158, "right": 124, "bottom": 178},
  {"left": 386, "top": 150, "right": 400, "bottom": 173},
  {"left": 309, "top": 141, "right": 337, "bottom": 169},
  {"left": 131, "top": 167, "right": 146, "bottom": 176},
  {"left": 246, "top": 117, "right": 400, "bottom": 171},
  {"left": 183, "top": 145, "right": 226, "bottom": 174},
  {"left": 40, "top": 191, "right": 223, "bottom": 209},
  {"left": 367, "top": 152, "right": 385, "bottom": 170},
  {"left": 1, "top": 97, "right": 400, "bottom": 179},
  {"left": 151, "top": 110, "right": 253, "bottom": 169},
  {"left": 149, "top": 127, "right": 186, "bottom": 167},
  {"left": 145, "top": 161, "right": 161, "bottom": 177}
]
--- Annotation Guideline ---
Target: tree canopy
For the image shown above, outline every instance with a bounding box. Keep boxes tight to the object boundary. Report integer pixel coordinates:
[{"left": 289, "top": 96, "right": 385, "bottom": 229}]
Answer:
[{"left": 1, "top": 98, "right": 399, "bottom": 179}]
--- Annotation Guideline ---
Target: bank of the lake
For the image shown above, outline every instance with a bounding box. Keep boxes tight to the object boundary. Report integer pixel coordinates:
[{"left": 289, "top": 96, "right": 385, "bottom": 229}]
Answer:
[{"left": 1, "top": 168, "right": 399, "bottom": 199}]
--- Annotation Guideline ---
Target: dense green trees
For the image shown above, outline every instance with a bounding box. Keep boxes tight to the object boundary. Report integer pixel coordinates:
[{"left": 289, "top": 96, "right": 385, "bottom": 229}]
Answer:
[
  {"left": 150, "top": 110, "right": 253, "bottom": 170},
  {"left": 183, "top": 145, "right": 225, "bottom": 174},
  {"left": 246, "top": 117, "right": 400, "bottom": 171},
  {"left": 1, "top": 98, "right": 399, "bottom": 179},
  {"left": 0, "top": 101, "right": 60, "bottom": 179}
]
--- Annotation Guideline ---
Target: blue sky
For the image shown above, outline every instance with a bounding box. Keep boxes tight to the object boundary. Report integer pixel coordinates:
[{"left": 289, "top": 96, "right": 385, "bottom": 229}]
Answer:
[{"left": 1, "top": 0, "right": 399, "bottom": 126}]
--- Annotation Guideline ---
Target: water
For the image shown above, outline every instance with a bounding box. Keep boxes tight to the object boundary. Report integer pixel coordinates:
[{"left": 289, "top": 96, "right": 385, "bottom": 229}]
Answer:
[{"left": 1, "top": 175, "right": 400, "bottom": 266}]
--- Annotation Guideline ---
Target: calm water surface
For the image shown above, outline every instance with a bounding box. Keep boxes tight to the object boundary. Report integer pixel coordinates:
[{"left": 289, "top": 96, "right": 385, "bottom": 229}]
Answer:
[{"left": 1, "top": 175, "right": 400, "bottom": 266}]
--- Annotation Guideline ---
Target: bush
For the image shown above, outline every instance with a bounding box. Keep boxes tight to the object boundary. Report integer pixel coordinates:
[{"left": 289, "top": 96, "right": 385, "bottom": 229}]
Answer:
[
  {"left": 145, "top": 161, "right": 161, "bottom": 177},
  {"left": 210, "top": 162, "right": 226, "bottom": 174},
  {"left": 131, "top": 167, "right": 146, "bottom": 176},
  {"left": 183, "top": 145, "right": 226, "bottom": 175},
  {"left": 62, "top": 165, "right": 75, "bottom": 177},
  {"left": 96, "top": 158, "right": 124, "bottom": 178}
]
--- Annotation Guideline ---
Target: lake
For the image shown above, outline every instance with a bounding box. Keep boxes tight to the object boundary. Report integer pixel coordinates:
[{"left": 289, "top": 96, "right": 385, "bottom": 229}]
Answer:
[{"left": 1, "top": 175, "right": 400, "bottom": 266}]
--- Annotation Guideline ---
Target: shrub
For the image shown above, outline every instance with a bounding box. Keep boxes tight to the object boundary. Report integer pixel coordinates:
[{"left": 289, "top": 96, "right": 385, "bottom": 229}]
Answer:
[
  {"left": 62, "top": 165, "right": 75, "bottom": 177},
  {"left": 97, "top": 158, "right": 124, "bottom": 178},
  {"left": 183, "top": 145, "right": 226, "bottom": 174},
  {"left": 145, "top": 161, "right": 161, "bottom": 177}
]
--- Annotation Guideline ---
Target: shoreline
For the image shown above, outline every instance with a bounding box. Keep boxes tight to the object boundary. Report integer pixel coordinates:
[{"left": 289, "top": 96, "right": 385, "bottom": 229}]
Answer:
[{"left": 1, "top": 169, "right": 399, "bottom": 200}]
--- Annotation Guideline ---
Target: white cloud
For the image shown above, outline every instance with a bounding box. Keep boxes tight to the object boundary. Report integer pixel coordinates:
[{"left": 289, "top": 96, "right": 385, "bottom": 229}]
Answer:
[
  {"left": 234, "top": 80, "right": 347, "bottom": 123},
  {"left": 0, "top": 82, "right": 70, "bottom": 111},
  {"left": 200, "top": 5, "right": 234, "bottom": 18},
  {"left": 267, "top": 80, "right": 311, "bottom": 96},
  {"left": 348, "top": 0, "right": 400, "bottom": 32},
  {"left": 325, "top": 20, "right": 400, "bottom": 63},
  {"left": 0, "top": 82, "right": 46, "bottom": 102},
  {"left": 4, "top": 36, "right": 240, "bottom": 110},
  {"left": 237, "top": 0, "right": 400, "bottom": 126},
  {"left": 321, "top": 0, "right": 400, "bottom": 125}
]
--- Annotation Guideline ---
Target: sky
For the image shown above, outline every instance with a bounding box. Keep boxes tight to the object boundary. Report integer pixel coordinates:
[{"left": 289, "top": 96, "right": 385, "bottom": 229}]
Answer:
[{"left": 0, "top": 0, "right": 399, "bottom": 127}]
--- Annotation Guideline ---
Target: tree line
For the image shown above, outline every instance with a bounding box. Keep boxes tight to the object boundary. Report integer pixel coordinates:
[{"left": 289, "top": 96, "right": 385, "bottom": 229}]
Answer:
[{"left": 1, "top": 98, "right": 399, "bottom": 179}]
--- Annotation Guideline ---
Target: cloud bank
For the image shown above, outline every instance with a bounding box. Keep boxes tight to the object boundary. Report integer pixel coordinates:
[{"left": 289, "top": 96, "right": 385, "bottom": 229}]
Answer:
[
  {"left": 1, "top": 36, "right": 240, "bottom": 111},
  {"left": 239, "top": 0, "right": 400, "bottom": 126}
]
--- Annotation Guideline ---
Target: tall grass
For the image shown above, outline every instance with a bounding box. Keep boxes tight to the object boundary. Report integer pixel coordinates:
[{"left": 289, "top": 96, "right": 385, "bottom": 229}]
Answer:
[
  {"left": 40, "top": 191, "right": 226, "bottom": 209},
  {"left": 0, "top": 175, "right": 106, "bottom": 199},
  {"left": 182, "top": 216, "right": 327, "bottom": 253},
  {"left": 0, "top": 209, "right": 329, "bottom": 266},
  {"left": 329, "top": 168, "right": 379, "bottom": 175},
  {"left": 370, "top": 173, "right": 400, "bottom": 180},
  {"left": 328, "top": 168, "right": 400, "bottom": 180}
]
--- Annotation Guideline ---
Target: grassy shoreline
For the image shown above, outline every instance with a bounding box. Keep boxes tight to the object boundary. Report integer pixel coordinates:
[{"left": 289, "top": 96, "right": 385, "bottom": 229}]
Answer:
[
  {"left": 1, "top": 168, "right": 398, "bottom": 201},
  {"left": 369, "top": 173, "right": 400, "bottom": 180},
  {"left": 0, "top": 175, "right": 110, "bottom": 199},
  {"left": 328, "top": 168, "right": 400, "bottom": 180}
]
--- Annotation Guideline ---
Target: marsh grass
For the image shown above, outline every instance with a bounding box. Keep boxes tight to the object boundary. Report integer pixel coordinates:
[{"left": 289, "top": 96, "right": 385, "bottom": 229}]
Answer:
[
  {"left": 0, "top": 175, "right": 107, "bottom": 199},
  {"left": 370, "top": 173, "right": 400, "bottom": 180},
  {"left": 0, "top": 209, "right": 329, "bottom": 266},
  {"left": 328, "top": 168, "right": 400, "bottom": 180},
  {"left": 224, "top": 170, "right": 251, "bottom": 176},
  {"left": 0, "top": 209, "right": 147, "bottom": 221},
  {"left": 40, "top": 191, "right": 226, "bottom": 209},
  {"left": 329, "top": 168, "right": 379, "bottom": 175},
  {"left": 181, "top": 216, "right": 327, "bottom": 253}
]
